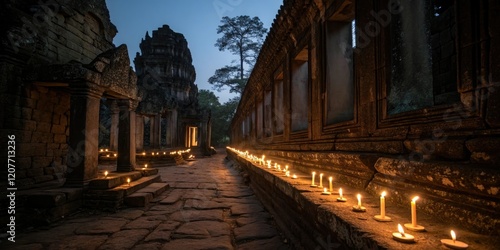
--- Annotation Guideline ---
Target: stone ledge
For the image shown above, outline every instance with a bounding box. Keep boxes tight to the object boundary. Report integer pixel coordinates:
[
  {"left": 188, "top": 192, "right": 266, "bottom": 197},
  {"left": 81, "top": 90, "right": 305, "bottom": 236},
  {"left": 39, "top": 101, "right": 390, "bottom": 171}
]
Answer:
[{"left": 228, "top": 150, "right": 500, "bottom": 249}]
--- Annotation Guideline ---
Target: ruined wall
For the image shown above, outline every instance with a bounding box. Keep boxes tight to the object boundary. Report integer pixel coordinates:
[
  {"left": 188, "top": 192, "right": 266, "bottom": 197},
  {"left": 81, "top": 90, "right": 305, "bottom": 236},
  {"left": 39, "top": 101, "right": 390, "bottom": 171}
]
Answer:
[
  {"left": 1, "top": 0, "right": 116, "bottom": 189},
  {"left": 230, "top": 0, "right": 500, "bottom": 235}
]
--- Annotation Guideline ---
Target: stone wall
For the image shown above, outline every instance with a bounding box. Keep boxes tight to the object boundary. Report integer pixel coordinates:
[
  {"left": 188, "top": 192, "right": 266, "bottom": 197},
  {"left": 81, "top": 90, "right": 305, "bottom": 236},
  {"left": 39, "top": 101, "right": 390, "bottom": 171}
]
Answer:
[
  {"left": 230, "top": 0, "right": 500, "bottom": 235},
  {"left": 1, "top": 0, "right": 116, "bottom": 190}
]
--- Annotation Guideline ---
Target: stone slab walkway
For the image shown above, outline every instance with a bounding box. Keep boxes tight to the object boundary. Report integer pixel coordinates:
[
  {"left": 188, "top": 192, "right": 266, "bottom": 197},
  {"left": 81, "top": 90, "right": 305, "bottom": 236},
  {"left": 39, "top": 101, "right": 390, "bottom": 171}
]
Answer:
[{"left": 1, "top": 153, "right": 290, "bottom": 250}]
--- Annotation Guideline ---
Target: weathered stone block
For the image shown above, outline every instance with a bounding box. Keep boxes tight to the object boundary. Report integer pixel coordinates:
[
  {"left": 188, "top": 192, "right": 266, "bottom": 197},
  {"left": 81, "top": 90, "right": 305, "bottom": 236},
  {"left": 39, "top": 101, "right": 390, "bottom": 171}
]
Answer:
[
  {"left": 124, "top": 193, "right": 153, "bottom": 207},
  {"left": 404, "top": 139, "right": 467, "bottom": 160},
  {"left": 34, "top": 174, "right": 54, "bottom": 183},
  {"left": 51, "top": 124, "right": 66, "bottom": 134},
  {"left": 36, "top": 122, "right": 51, "bottom": 133},
  {"left": 32, "top": 156, "right": 54, "bottom": 168},
  {"left": 54, "top": 134, "right": 67, "bottom": 143},
  {"left": 26, "top": 167, "right": 44, "bottom": 177},
  {"left": 17, "top": 143, "right": 46, "bottom": 156},
  {"left": 31, "top": 131, "right": 53, "bottom": 143}
]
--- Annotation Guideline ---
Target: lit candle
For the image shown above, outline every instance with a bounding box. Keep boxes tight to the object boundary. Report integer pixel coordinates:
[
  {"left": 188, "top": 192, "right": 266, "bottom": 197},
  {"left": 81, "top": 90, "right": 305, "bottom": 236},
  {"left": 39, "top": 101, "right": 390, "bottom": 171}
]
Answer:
[
  {"left": 267, "top": 160, "right": 271, "bottom": 168},
  {"left": 285, "top": 171, "right": 290, "bottom": 177},
  {"left": 113, "top": 153, "right": 117, "bottom": 157},
  {"left": 100, "top": 149, "right": 103, "bottom": 152},
  {"left": 328, "top": 177, "right": 333, "bottom": 192},
  {"left": 374, "top": 191, "right": 392, "bottom": 222},
  {"left": 127, "top": 178, "right": 131, "bottom": 186},
  {"left": 392, "top": 224, "right": 415, "bottom": 243},
  {"left": 292, "top": 174, "right": 297, "bottom": 179},
  {"left": 105, "top": 149, "right": 108, "bottom": 152},
  {"left": 352, "top": 194, "right": 366, "bottom": 212},
  {"left": 404, "top": 196, "right": 425, "bottom": 231},
  {"left": 321, "top": 187, "right": 331, "bottom": 195},
  {"left": 145, "top": 164, "right": 148, "bottom": 169},
  {"left": 441, "top": 230, "right": 468, "bottom": 249},
  {"left": 319, "top": 173, "right": 324, "bottom": 187},
  {"left": 337, "top": 188, "right": 346, "bottom": 202},
  {"left": 311, "top": 172, "right": 317, "bottom": 187},
  {"left": 104, "top": 170, "right": 108, "bottom": 178},
  {"left": 285, "top": 165, "right": 289, "bottom": 172}
]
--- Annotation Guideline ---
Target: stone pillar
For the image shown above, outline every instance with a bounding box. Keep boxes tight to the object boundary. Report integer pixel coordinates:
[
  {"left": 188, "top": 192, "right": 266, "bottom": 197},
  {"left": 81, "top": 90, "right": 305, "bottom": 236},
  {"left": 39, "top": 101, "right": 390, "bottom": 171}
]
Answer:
[
  {"left": 65, "top": 84, "right": 103, "bottom": 187},
  {"left": 165, "top": 111, "right": 172, "bottom": 147},
  {"left": 117, "top": 99, "right": 137, "bottom": 172},
  {"left": 135, "top": 114, "right": 144, "bottom": 151},
  {"left": 171, "top": 109, "right": 178, "bottom": 147},
  {"left": 151, "top": 113, "right": 161, "bottom": 148},
  {"left": 108, "top": 100, "right": 119, "bottom": 151}
]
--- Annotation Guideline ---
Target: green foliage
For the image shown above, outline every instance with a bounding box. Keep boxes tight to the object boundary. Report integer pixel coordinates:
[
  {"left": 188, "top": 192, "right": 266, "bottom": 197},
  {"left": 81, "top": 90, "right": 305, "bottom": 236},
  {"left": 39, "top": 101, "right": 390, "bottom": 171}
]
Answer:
[{"left": 198, "top": 90, "right": 240, "bottom": 146}]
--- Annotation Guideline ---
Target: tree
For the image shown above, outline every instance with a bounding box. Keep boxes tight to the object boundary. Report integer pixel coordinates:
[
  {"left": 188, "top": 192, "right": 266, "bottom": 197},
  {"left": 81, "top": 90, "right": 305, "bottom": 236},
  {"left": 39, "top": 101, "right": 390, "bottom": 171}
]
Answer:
[{"left": 209, "top": 15, "right": 267, "bottom": 94}]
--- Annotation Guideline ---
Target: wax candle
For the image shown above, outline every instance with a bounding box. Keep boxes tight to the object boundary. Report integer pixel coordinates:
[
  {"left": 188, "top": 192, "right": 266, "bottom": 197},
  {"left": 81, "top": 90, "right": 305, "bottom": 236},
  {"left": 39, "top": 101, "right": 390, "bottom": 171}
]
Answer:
[
  {"left": 404, "top": 196, "right": 425, "bottom": 231},
  {"left": 352, "top": 194, "right": 366, "bottom": 212},
  {"left": 319, "top": 173, "right": 324, "bottom": 187},
  {"left": 145, "top": 164, "right": 148, "bottom": 169},
  {"left": 311, "top": 172, "right": 316, "bottom": 186},
  {"left": 393, "top": 224, "right": 415, "bottom": 243},
  {"left": 441, "top": 230, "right": 468, "bottom": 249},
  {"left": 104, "top": 170, "right": 108, "bottom": 178},
  {"left": 337, "top": 188, "right": 346, "bottom": 202},
  {"left": 374, "top": 191, "right": 392, "bottom": 222},
  {"left": 322, "top": 187, "right": 331, "bottom": 195},
  {"left": 328, "top": 177, "right": 333, "bottom": 192},
  {"left": 127, "top": 178, "right": 131, "bottom": 186},
  {"left": 357, "top": 194, "right": 362, "bottom": 207},
  {"left": 292, "top": 174, "right": 297, "bottom": 179}
]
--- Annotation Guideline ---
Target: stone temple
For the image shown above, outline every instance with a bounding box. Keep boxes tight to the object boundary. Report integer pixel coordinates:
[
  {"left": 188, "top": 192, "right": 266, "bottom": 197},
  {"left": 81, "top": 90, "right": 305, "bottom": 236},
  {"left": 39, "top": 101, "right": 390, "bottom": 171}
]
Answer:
[{"left": 1, "top": 0, "right": 499, "bottom": 249}]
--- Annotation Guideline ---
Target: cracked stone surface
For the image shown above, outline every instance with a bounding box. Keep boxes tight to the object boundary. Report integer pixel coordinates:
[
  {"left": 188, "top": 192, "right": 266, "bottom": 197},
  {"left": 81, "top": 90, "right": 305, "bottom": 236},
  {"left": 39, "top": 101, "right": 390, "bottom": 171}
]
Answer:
[{"left": 4, "top": 153, "right": 289, "bottom": 249}]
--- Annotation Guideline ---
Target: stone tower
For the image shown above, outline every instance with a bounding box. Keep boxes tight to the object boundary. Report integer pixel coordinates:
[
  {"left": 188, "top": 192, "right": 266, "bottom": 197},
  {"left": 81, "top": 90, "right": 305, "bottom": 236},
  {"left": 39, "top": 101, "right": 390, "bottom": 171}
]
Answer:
[{"left": 134, "top": 25, "right": 210, "bottom": 152}]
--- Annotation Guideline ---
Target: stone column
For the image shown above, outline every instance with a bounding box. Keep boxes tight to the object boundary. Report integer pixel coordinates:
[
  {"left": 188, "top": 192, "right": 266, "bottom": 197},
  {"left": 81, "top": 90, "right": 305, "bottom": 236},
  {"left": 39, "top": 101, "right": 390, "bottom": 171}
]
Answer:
[
  {"left": 171, "top": 109, "right": 178, "bottom": 147},
  {"left": 65, "top": 84, "right": 103, "bottom": 187},
  {"left": 135, "top": 114, "right": 144, "bottom": 151},
  {"left": 108, "top": 100, "right": 119, "bottom": 151},
  {"left": 117, "top": 99, "right": 137, "bottom": 172},
  {"left": 151, "top": 113, "right": 161, "bottom": 148},
  {"left": 165, "top": 111, "right": 172, "bottom": 147}
]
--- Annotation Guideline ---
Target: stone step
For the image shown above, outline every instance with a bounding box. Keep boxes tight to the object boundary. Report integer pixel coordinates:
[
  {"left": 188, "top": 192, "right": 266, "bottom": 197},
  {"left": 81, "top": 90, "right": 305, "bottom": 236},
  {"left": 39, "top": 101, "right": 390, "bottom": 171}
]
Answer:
[
  {"left": 84, "top": 175, "right": 161, "bottom": 209},
  {"left": 124, "top": 182, "right": 170, "bottom": 207},
  {"left": 89, "top": 170, "right": 157, "bottom": 190}
]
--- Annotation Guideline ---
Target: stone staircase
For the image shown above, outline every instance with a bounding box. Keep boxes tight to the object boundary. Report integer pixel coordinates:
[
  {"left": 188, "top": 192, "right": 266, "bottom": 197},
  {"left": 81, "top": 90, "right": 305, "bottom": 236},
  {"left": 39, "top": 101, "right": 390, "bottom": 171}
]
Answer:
[{"left": 84, "top": 168, "right": 169, "bottom": 210}]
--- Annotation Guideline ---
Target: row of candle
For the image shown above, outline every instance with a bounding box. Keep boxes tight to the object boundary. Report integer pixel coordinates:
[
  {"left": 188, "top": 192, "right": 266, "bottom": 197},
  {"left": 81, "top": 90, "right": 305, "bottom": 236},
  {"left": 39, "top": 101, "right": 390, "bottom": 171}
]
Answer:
[{"left": 226, "top": 147, "right": 469, "bottom": 249}]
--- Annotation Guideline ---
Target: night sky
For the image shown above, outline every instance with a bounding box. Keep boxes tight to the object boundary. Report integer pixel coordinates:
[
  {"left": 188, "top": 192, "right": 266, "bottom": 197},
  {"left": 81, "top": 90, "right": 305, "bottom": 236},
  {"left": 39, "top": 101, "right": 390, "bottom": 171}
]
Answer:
[{"left": 106, "top": 0, "right": 283, "bottom": 103}]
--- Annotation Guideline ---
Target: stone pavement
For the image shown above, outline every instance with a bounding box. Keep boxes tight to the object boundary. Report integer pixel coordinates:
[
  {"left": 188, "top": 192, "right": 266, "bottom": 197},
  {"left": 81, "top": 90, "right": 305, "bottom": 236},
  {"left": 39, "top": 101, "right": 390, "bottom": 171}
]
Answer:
[{"left": 3, "top": 153, "right": 290, "bottom": 250}]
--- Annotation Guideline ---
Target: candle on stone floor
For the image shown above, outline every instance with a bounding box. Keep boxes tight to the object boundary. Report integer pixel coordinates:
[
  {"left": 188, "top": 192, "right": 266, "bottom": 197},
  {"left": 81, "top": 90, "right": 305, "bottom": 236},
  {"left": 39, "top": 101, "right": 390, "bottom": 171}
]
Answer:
[
  {"left": 267, "top": 160, "right": 271, "bottom": 168},
  {"left": 285, "top": 171, "right": 290, "bottom": 177},
  {"left": 319, "top": 173, "right": 324, "bottom": 188},
  {"left": 352, "top": 194, "right": 366, "bottom": 212},
  {"left": 441, "top": 230, "right": 468, "bottom": 249},
  {"left": 393, "top": 224, "right": 415, "bottom": 243},
  {"left": 104, "top": 170, "right": 108, "bottom": 178},
  {"left": 292, "top": 174, "right": 297, "bottom": 179},
  {"left": 105, "top": 149, "right": 108, "bottom": 152},
  {"left": 337, "top": 188, "right": 346, "bottom": 202},
  {"left": 404, "top": 196, "right": 425, "bottom": 231},
  {"left": 285, "top": 165, "right": 289, "bottom": 172},
  {"left": 113, "top": 153, "right": 117, "bottom": 157},
  {"left": 329, "top": 177, "right": 333, "bottom": 192},
  {"left": 145, "top": 164, "right": 148, "bottom": 169},
  {"left": 374, "top": 191, "right": 391, "bottom": 222},
  {"left": 100, "top": 149, "right": 103, "bottom": 152},
  {"left": 311, "top": 171, "right": 317, "bottom": 187},
  {"left": 127, "top": 178, "right": 131, "bottom": 186},
  {"left": 322, "top": 187, "right": 331, "bottom": 195}
]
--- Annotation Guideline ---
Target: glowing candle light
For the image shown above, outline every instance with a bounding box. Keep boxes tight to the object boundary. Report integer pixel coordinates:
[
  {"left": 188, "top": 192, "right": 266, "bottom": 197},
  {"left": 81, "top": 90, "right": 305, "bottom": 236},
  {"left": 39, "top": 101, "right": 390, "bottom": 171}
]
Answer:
[
  {"left": 285, "top": 165, "right": 289, "bottom": 172},
  {"left": 311, "top": 172, "right": 317, "bottom": 187},
  {"left": 441, "top": 230, "right": 468, "bottom": 249},
  {"left": 145, "top": 164, "right": 148, "bottom": 169},
  {"left": 404, "top": 196, "right": 425, "bottom": 231},
  {"left": 143, "top": 152, "right": 146, "bottom": 156},
  {"left": 328, "top": 177, "right": 333, "bottom": 192},
  {"left": 127, "top": 178, "right": 131, "bottom": 186},
  {"left": 322, "top": 187, "right": 331, "bottom": 195},
  {"left": 104, "top": 170, "right": 108, "bottom": 178},
  {"left": 319, "top": 173, "right": 324, "bottom": 188},
  {"left": 285, "top": 171, "right": 290, "bottom": 177},
  {"left": 267, "top": 160, "right": 271, "bottom": 168},
  {"left": 337, "top": 188, "right": 346, "bottom": 202},
  {"left": 100, "top": 149, "right": 103, "bottom": 152},
  {"left": 374, "top": 191, "right": 392, "bottom": 222},
  {"left": 393, "top": 224, "right": 415, "bottom": 243},
  {"left": 292, "top": 174, "right": 297, "bottom": 179},
  {"left": 105, "top": 149, "right": 108, "bottom": 152},
  {"left": 113, "top": 153, "right": 117, "bottom": 157},
  {"left": 352, "top": 194, "right": 366, "bottom": 212}
]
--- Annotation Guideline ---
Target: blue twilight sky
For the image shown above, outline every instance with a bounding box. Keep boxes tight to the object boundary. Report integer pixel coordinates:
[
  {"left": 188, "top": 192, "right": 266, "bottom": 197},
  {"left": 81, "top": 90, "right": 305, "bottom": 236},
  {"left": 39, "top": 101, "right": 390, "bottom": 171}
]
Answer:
[{"left": 106, "top": 0, "right": 283, "bottom": 104}]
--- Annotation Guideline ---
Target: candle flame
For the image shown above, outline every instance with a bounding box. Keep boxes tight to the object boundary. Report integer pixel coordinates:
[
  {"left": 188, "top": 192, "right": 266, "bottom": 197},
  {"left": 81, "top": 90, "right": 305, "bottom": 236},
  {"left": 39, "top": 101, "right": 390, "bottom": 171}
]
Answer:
[
  {"left": 412, "top": 196, "right": 419, "bottom": 202},
  {"left": 381, "top": 191, "right": 386, "bottom": 197},
  {"left": 398, "top": 224, "right": 405, "bottom": 236},
  {"left": 451, "top": 230, "right": 456, "bottom": 241},
  {"left": 357, "top": 194, "right": 361, "bottom": 206},
  {"left": 329, "top": 176, "right": 333, "bottom": 181},
  {"left": 312, "top": 171, "right": 316, "bottom": 175},
  {"left": 104, "top": 170, "right": 108, "bottom": 177},
  {"left": 324, "top": 187, "right": 327, "bottom": 193},
  {"left": 320, "top": 173, "right": 323, "bottom": 177},
  {"left": 145, "top": 164, "right": 148, "bottom": 168},
  {"left": 127, "top": 178, "right": 131, "bottom": 184},
  {"left": 293, "top": 174, "right": 297, "bottom": 179},
  {"left": 339, "top": 188, "right": 343, "bottom": 197}
]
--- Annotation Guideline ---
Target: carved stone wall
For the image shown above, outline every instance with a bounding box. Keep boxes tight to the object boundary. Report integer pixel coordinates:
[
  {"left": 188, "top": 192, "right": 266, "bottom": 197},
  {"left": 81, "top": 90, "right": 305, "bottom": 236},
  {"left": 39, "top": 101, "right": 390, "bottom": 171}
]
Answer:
[
  {"left": 1, "top": 0, "right": 118, "bottom": 190},
  {"left": 230, "top": 0, "right": 499, "bottom": 236}
]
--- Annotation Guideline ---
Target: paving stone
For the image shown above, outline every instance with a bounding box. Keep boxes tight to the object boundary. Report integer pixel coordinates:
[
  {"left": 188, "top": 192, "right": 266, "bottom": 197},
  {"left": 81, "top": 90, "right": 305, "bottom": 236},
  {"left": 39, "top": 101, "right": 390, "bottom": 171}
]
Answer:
[
  {"left": 231, "top": 203, "right": 265, "bottom": 215},
  {"left": 107, "top": 209, "right": 144, "bottom": 220},
  {"left": 160, "top": 189, "right": 185, "bottom": 204},
  {"left": 183, "top": 189, "right": 216, "bottom": 199},
  {"left": 234, "top": 223, "right": 278, "bottom": 242},
  {"left": 198, "top": 182, "right": 218, "bottom": 189},
  {"left": 75, "top": 219, "right": 127, "bottom": 235},
  {"left": 212, "top": 196, "right": 261, "bottom": 204},
  {"left": 161, "top": 236, "right": 232, "bottom": 250},
  {"left": 184, "top": 199, "right": 231, "bottom": 209},
  {"left": 172, "top": 221, "right": 230, "bottom": 239},
  {"left": 132, "top": 242, "right": 162, "bottom": 250},
  {"left": 171, "top": 182, "right": 199, "bottom": 189},
  {"left": 98, "top": 229, "right": 149, "bottom": 250},
  {"left": 219, "top": 188, "right": 254, "bottom": 198},
  {"left": 149, "top": 201, "right": 184, "bottom": 213},
  {"left": 144, "top": 221, "right": 180, "bottom": 242},
  {"left": 236, "top": 216, "right": 269, "bottom": 226},
  {"left": 124, "top": 216, "right": 163, "bottom": 229},
  {"left": 169, "top": 209, "right": 223, "bottom": 222},
  {"left": 47, "top": 235, "right": 108, "bottom": 250},
  {"left": 238, "top": 236, "right": 288, "bottom": 250}
]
